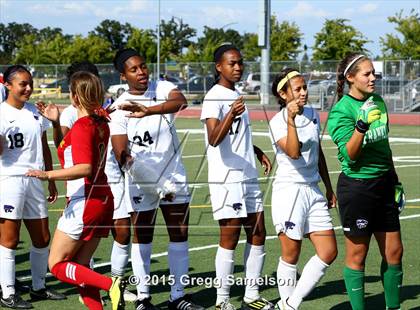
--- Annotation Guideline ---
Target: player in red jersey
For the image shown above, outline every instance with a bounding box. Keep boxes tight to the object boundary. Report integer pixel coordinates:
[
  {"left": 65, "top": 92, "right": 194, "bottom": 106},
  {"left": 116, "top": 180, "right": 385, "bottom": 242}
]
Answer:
[{"left": 26, "top": 72, "right": 125, "bottom": 310}]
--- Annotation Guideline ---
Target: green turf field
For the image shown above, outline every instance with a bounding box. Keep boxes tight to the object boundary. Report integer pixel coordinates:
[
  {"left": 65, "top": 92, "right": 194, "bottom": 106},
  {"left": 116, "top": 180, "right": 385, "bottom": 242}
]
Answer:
[{"left": 15, "top": 119, "right": 420, "bottom": 309}]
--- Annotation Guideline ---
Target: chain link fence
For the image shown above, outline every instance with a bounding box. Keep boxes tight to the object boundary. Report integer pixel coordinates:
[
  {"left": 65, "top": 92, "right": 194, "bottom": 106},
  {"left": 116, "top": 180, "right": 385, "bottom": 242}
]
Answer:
[{"left": 1, "top": 60, "right": 419, "bottom": 112}]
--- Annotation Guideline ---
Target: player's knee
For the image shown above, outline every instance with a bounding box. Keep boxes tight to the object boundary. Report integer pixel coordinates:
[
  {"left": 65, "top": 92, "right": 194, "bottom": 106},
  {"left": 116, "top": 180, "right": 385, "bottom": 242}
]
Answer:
[
  {"left": 386, "top": 244, "right": 403, "bottom": 264},
  {"left": 320, "top": 247, "right": 338, "bottom": 265},
  {"left": 114, "top": 229, "right": 131, "bottom": 245},
  {"left": 281, "top": 253, "right": 299, "bottom": 265},
  {"left": 1, "top": 238, "right": 19, "bottom": 250}
]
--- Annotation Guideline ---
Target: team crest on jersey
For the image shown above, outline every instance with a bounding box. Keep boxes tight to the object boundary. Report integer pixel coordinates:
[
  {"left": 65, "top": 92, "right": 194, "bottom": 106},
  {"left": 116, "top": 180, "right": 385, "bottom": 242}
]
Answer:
[
  {"left": 3, "top": 205, "right": 14, "bottom": 213},
  {"left": 285, "top": 221, "right": 296, "bottom": 230},
  {"left": 232, "top": 203, "right": 242, "bottom": 211},
  {"left": 356, "top": 219, "right": 368, "bottom": 229}
]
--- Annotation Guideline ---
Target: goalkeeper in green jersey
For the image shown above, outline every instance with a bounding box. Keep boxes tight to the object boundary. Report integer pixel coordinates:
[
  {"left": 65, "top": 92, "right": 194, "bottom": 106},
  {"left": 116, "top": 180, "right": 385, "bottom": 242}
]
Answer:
[{"left": 327, "top": 53, "right": 404, "bottom": 310}]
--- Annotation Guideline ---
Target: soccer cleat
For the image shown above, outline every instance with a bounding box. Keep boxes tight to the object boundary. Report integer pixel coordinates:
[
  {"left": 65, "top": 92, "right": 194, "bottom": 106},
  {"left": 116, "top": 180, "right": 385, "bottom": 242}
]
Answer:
[
  {"left": 135, "top": 297, "right": 161, "bottom": 310},
  {"left": 241, "top": 297, "right": 275, "bottom": 310},
  {"left": 215, "top": 300, "right": 236, "bottom": 310},
  {"left": 29, "top": 287, "right": 67, "bottom": 301},
  {"left": 0, "top": 294, "right": 33, "bottom": 309},
  {"left": 15, "top": 279, "right": 30, "bottom": 294},
  {"left": 123, "top": 288, "right": 137, "bottom": 302},
  {"left": 109, "top": 277, "right": 126, "bottom": 310},
  {"left": 168, "top": 294, "right": 205, "bottom": 310}
]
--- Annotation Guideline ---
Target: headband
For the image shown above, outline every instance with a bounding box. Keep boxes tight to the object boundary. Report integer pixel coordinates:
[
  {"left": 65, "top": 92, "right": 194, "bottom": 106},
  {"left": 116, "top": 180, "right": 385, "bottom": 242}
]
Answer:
[
  {"left": 114, "top": 48, "right": 140, "bottom": 73},
  {"left": 343, "top": 55, "right": 365, "bottom": 77},
  {"left": 276, "top": 71, "right": 300, "bottom": 93},
  {"left": 214, "top": 43, "right": 240, "bottom": 62}
]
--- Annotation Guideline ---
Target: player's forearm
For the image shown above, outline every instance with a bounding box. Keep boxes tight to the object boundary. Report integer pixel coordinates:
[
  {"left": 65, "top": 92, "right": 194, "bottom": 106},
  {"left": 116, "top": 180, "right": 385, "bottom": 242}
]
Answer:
[
  {"left": 147, "top": 90, "right": 188, "bottom": 115},
  {"left": 207, "top": 113, "right": 235, "bottom": 147},
  {"left": 318, "top": 147, "right": 333, "bottom": 193},
  {"left": 52, "top": 121, "right": 63, "bottom": 148},
  {"left": 346, "top": 129, "right": 365, "bottom": 160},
  {"left": 284, "top": 119, "right": 301, "bottom": 159},
  {"left": 47, "top": 164, "right": 92, "bottom": 180}
]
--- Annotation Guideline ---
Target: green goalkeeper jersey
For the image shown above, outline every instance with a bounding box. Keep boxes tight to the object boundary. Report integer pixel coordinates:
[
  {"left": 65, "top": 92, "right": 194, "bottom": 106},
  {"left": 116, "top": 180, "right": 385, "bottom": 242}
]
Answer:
[{"left": 327, "top": 93, "right": 392, "bottom": 178}]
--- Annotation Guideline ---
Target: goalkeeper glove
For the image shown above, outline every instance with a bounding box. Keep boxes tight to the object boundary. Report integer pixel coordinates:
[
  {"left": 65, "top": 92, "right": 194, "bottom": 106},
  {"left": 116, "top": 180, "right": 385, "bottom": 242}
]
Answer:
[
  {"left": 355, "top": 96, "right": 381, "bottom": 133},
  {"left": 394, "top": 182, "right": 405, "bottom": 214}
]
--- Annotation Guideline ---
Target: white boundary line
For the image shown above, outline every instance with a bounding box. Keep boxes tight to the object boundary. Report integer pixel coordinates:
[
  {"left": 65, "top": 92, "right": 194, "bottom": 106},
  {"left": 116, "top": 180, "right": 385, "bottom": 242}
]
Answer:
[{"left": 17, "top": 213, "right": 420, "bottom": 281}]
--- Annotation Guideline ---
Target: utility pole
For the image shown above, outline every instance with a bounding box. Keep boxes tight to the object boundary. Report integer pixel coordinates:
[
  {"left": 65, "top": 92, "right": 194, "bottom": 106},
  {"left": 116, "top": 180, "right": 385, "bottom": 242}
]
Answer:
[{"left": 258, "top": 0, "right": 270, "bottom": 105}]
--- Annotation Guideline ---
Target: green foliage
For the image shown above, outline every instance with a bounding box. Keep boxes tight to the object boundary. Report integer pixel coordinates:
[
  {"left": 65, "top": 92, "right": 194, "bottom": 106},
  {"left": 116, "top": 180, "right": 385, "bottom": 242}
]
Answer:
[
  {"left": 380, "top": 9, "right": 420, "bottom": 59},
  {"left": 126, "top": 28, "right": 157, "bottom": 62},
  {"left": 159, "top": 17, "right": 196, "bottom": 61},
  {"left": 90, "top": 19, "right": 133, "bottom": 50},
  {"left": 271, "top": 17, "right": 303, "bottom": 61},
  {"left": 312, "top": 19, "right": 370, "bottom": 60},
  {"left": 242, "top": 33, "right": 260, "bottom": 61},
  {"left": 0, "top": 22, "right": 37, "bottom": 63}
]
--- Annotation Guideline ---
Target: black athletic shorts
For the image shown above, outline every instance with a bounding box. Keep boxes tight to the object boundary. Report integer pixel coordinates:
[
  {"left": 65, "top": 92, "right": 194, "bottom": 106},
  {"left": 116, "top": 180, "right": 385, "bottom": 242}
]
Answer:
[{"left": 337, "top": 170, "right": 400, "bottom": 237}]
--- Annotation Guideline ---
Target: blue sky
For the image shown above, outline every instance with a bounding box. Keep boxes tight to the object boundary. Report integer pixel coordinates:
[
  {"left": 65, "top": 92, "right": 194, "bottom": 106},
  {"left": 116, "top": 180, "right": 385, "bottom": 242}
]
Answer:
[{"left": 0, "top": 0, "right": 418, "bottom": 58}]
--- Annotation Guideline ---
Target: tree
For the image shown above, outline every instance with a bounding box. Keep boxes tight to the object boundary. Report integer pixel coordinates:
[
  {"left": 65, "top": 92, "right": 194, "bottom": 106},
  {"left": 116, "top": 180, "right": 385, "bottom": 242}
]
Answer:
[
  {"left": 90, "top": 19, "right": 133, "bottom": 50},
  {"left": 198, "top": 26, "right": 243, "bottom": 51},
  {"left": 66, "top": 35, "right": 113, "bottom": 64},
  {"left": 312, "top": 19, "right": 370, "bottom": 60},
  {"left": 126, "top": 28, "right": 157, "bottom": 62},
  {"left": 242, "top": 33, "right": 260, "bottom": 61},
  {"left": 37, "top": 27, "right": 64, "bottom": 42},
  {"left": 380, "top": 9, "right": 420, "bottom": 59},
  {"left": 0, "top": 22, "right": 37, "bottom": 63},
  {"left": 271, "top": 17, "right": 302, "bottom": 61},
  {"left": 159, "top": 17, "right": 196, "bottom": 61}
]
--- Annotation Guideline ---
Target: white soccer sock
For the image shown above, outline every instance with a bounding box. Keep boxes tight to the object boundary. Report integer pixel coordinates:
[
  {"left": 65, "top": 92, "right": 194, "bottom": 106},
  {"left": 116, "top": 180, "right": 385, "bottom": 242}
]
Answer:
[
  {"left": 168, "top": 241, "right": 189, "bottom": 301},
  {"left": 131, "top": 242, "right": 152, "bottom": 300},
  {"left": 243, "top": 243, "right": 265, "bottom": 302},
  {"left": 215, "top": 246, "right": 235, "bottom": 305},
  {"left": 288, "top": 255, "right": 329, "bottom": 309},
  {"left": 0, "top": 245, "right": 16, "bottom": 298},
  {"left": 30, "top": 245, "right": 49, "bottom": 291},
  {"left": 111, "top": 241, "right": 130, "bottom": 277},
  {"left": 277, "top": 257, "right": 297, "bottom": 302}
]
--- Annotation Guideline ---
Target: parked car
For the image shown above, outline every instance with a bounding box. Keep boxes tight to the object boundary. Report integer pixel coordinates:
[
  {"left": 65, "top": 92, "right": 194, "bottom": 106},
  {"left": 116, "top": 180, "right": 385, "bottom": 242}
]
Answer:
[
  {"left": 40, "top": 72, "right": 121, "bottom": 93},
  {"left": 242, "top": 72, "right": 277, "bottom": 94},
  {"left": 177, "top": 76, "right": 214, "bottom": 94}
]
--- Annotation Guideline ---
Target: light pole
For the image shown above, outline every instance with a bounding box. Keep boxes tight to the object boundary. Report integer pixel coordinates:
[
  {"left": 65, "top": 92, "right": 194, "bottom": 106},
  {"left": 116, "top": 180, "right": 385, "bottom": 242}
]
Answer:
[{"left": 157, "top": 0, "right": 161, "bottom": 80}]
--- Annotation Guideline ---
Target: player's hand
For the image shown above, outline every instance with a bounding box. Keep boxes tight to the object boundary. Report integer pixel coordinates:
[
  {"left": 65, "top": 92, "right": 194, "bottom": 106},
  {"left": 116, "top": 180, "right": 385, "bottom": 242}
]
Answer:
[
  {"left": 47, "top": 180, "right": 58, "bottom": 204},
  {"left": 286, "top": 99, "right": 301, "bottom": 120},
  {"left": 358, "top": 96, "right": 381, "bottom": 125},
  {"left": 36, "top": 101, "right": 60, "bottom": 123},
  {"left": 119, "top": 101, "right": 149, "bottom": 118},
  {"left": 259, "top": 153, "right": 272, "bottom": 175},
  {"left": 26, "top": 169, "right": 49, "bottom": 180},
  {"left": 326, "top": 190, "right": 337, "bottom": 209},
  {"left": 230, "top": 96, "right": 245, "bottom": 117}
]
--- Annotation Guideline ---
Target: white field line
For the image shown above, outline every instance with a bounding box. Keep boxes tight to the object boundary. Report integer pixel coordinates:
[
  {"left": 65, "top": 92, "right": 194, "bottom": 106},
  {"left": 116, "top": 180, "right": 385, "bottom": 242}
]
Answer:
[{"left": 17, "top": 213, "right": 420, "bottom": 281}]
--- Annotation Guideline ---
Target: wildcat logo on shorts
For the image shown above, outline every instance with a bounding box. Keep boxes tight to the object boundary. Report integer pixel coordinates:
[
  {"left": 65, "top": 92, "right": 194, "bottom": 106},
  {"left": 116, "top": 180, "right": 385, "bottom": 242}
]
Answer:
[
  {"left": 133, "top": 195, "right": 144, "bottom": 204},
  {"left": 34, "top": 115, "right": 39, "bottom": 120},
  {"left": 232, "top": 203, "right": 242, "bottom": 211},
  {"left": 356, "top": 219, "right": 368, "bottom": 229},
  {"left": 285, "top": 221, "right": 296, "bottom": 230},
  {"left": 4, "top": 205, "right": 14, "bottom": 213}
]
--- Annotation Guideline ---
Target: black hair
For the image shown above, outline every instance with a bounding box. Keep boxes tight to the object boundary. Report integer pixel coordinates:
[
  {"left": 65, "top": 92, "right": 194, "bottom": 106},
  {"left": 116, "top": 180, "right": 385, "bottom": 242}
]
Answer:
[
  {"left": 336, "top": 53, "right": 370, "bottom": 100},
  {"left": 3, "top": 65, "right": 31, "bottom": 85},
  {"left": 213, "top": 43, "right": 241, "bottom": 85},
  {"left": 66, "top": 61, "right": 99, "bottom": 83},
  {"left": 271, "top": 67, "right": 300, "bottom": 109},
  {"left": 113, "top": 48, "right": 141, "bottom": 73}
]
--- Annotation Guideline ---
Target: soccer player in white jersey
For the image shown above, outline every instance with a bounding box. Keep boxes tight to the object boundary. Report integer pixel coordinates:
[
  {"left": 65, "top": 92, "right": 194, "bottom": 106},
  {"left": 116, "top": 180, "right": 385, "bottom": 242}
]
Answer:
[
  {"left": 269, "top": 68, "right": 337, "bottom": 310},
  {"left": 37, "top": 61, "right": 137, "bottom": 303},
  {"left": 110, "top": 48, "right": 204, "bottom": 310},
  {"left": 200, "top": 44, "right": 273, "bottom": 310},
  {"left": 0, "top": 65, "right": 65, "bottom": 308}
]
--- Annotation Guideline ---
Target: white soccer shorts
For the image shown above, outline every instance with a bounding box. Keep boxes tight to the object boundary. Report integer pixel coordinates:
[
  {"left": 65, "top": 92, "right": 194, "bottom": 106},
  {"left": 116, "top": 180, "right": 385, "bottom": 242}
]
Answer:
[
  {"left": 109, "top": 180, "right": 130, "bottom": 220},
  {"left": 209, "top": 178, "right": 263, "bottom": 220},
  {"left": 0, "top": 176, "right": 47, "bottom": 220},
  {"left": 271, "top": 182, "right": 333, "bottom": 240}
]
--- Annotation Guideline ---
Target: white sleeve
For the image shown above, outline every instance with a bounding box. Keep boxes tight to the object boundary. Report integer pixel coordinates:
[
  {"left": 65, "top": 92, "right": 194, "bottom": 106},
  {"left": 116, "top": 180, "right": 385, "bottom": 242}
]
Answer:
[
  {"left": 109, "top": 109, "right": 129, "bottom": 135},
  {"left": 201, "top": 95, "right": 223, "bottom": 121},
  {"left": 269, "top": 111, "right": 288, "bottom": 145},
  {"left": 157, "top": 80, "right": 177, "bottom": 99},
  {"left": 60, "top": 106, "right": 77, "bottom": 129}
]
